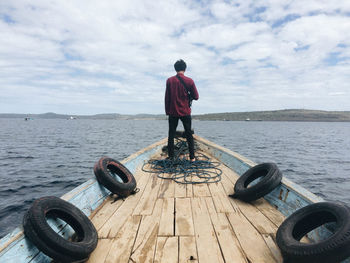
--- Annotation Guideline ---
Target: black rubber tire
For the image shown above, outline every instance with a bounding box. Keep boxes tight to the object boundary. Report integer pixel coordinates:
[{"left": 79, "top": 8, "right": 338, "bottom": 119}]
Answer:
[
  {"left": 23, "top": 196, "right": 98, "bottom": 262},
  {"left": 232, "top": 162, "right": 282, "bottom": 202},
  {"left": 23, "top": 210, "right": 82, "bottom": 262},
  {"left": 94, "top": 157, "right": 136, "bottom": 197},
  {"left": 276, "top": 202, "right": 350, "bottom": 263}
]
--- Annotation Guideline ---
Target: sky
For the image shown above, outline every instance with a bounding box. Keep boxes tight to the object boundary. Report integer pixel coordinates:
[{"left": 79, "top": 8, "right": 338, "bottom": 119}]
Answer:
[{"left": 0, "top": 0, "right": 350, "bottom": 115}]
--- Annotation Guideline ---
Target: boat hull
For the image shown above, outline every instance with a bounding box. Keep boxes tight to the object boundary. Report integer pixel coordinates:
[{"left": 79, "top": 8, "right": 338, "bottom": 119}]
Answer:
[{"left": 0, "top": 135, "right": 349, "bottom": 263}]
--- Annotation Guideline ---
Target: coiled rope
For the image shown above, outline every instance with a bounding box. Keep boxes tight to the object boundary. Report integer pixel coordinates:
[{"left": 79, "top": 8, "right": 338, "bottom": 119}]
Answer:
[{"left": 142, "top": 138, "right": 222, "bottom": 184}]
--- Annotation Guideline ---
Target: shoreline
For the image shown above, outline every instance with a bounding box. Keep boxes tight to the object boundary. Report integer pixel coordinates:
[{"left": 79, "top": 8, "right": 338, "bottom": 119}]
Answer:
[{"left": 1, "top": 109, "right": 350, "bottom": 122}]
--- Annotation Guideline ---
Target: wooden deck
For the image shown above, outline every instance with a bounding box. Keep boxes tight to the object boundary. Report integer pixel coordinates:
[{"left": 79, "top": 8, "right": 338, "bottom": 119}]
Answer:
[{"left": 87, "top": 150, "right": 286, "bottom": 263}]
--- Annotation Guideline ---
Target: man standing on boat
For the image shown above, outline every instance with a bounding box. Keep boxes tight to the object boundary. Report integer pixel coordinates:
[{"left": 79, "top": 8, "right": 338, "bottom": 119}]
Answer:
[{"left": 165, "top": 59, "right": 199, "bottom": 162}]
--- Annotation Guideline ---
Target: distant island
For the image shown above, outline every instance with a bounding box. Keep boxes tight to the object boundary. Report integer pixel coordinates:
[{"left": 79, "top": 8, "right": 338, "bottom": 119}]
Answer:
[
  {"left": 193, "top": 109, "right": 350, "bottom": 122},
  {"left": 1, "top": 109, "right": 350, "bottom": 122}
]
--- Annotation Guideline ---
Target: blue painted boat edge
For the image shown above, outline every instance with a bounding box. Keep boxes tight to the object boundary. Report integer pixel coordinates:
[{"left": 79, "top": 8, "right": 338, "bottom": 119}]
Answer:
[{"left": 0, "top": 138, "right": 167, "bottom": 262}]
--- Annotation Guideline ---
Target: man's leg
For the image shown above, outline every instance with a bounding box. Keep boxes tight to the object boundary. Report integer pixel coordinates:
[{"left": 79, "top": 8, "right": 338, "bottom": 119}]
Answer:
[
  {"left": 167, "top": 116, "right": 179, "bottom": 159},
  {"left": 180, "top": 115, "right": 195, "bottom": 160}
]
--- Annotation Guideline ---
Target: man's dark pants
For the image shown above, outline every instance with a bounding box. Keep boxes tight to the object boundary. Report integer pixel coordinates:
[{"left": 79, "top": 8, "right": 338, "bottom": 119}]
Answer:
[{"left": 167, "top": 115, "right": 195, "bottom": 159}]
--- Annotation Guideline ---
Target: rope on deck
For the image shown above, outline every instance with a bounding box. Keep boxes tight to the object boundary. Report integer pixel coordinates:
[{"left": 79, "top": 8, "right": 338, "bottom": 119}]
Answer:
[{"left": 142, "top": 138, "right": 222, "bottom": 184}]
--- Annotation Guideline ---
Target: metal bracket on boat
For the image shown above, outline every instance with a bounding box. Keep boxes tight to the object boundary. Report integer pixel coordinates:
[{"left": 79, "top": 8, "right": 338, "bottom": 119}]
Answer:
[
  {"left": 131, "top": 188, "right": 140, "bottom": 195},
  {"left": 110, "top": 188, "right": 140, "bottom": 203},
  {"left": 109, "top": 194, "right": 126, "bottom": 203}
]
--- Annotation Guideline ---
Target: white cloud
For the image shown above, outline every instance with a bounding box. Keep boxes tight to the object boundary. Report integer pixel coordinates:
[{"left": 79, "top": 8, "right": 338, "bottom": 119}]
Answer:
[{"left": 0, "top": 0, "right": 349, "bottom": 114}]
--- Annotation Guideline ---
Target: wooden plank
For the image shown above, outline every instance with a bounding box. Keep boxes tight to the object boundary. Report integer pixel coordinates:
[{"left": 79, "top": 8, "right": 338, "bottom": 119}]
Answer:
[
  {"left": 209, "top": 213, "right": 247, "bottom": 263},
  {"left": 130, "top": 199, "right": 163, "bottom": 263},
  {"left": 212, "top": 166, "right": 240, "bottom": 212},
  {"left": 227, "top": 212, "right": 277, "bottom": 263},
  {"left": 191, "top": 197, "right": 224, "bottom": 263},
  {"left": 193, "top": 183, "right": 211, "bottom": 197},
  {"left": 262, "top": 234, "right": 283, "bottom": 263},
  {"left": 179, "top": 236, "right": 198, "bottom": 263},
  {"left": 219, "top": 167, "right": 236, "bottom": 194},
  {"left": 98, "top": 171, "right": 151, "bottom": 238},
  {"left": 233, "top": 198, "right": 278, "bottom": 234},
  {"left": 175, "top": 198, "right": 194, "bottom": 236},
  {"left": 159, "top": 198, "right": 175, "bottom": 236},
  {"left": 208, "top": 182, "right": 235, "bottom": 213},
  {"left": 175, "top": 182, "right": 187, "bottom": 197},
  {"left": 221, "top": 171, "right": 278, "bottom": 234},
  {"left": 220, "top": 163, "right": 240, "bottom": 185},
  {"left": 133, "top": 175, "right": 162, "bottom": 215},
  {"left": 154, "top": 237, "right": 178, "bottom": 263},
  {"left": 251, "top": 199, "right": 285, "bottom": 226},
  {"left": 104, "top": 215, "right": 142, "bottom": 263},
  {"left": 186, "top": 183, "right": 193, "bottom": 198},
  {"left": 158, "top": 178, "right": 175, "bottom": 198},
  {"left": 203, "top": 197, "right": 217, "bottom": 215},
  {"left": 86, "top": 238, "right": 113, "bottom": 263},
  {"left": 90, "top": 196, "right": 123, "bottom": 230}
]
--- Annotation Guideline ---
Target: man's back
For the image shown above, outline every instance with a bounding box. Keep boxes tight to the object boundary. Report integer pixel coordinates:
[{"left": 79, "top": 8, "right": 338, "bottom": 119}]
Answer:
[{"left": 165, "top": 73, "right": 199, "bottom": 117}]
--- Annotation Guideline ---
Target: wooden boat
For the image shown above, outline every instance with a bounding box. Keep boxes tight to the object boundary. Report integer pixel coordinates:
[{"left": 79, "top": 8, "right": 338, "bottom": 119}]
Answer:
[{"left": 0, "top": 134, "right": 349, "bottom": 263}]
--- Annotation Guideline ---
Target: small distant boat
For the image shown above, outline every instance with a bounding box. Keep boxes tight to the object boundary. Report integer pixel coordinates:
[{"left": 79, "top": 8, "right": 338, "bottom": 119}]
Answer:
[
  {"left": 68, "top": 116, "right": 77, "bottom": 120},
  {"left": 1, "top": 135, "right": 349, "bottom": 262},
  {"left": 245, "top": 118, "right": 250, "bottom": 121}
]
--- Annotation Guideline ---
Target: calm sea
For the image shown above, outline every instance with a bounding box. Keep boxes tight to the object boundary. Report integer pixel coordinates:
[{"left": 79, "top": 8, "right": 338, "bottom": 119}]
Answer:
[{"left": 0, "top": 118, "right": 349, "bottom": 238}]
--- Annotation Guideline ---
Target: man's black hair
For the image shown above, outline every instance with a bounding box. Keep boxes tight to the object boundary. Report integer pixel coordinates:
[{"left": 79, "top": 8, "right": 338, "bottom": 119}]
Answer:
[{"left": 174, "top": 59, "right": 187, "bottom": 72}]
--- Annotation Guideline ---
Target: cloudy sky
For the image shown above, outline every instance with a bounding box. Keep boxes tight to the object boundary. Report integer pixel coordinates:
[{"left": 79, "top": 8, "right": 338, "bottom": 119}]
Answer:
[{"left": 1, "top": 0, "right": 349, "bottom": 115}]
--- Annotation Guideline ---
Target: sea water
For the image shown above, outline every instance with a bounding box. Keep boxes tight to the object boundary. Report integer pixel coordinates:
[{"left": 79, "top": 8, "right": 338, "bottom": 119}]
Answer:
[{"left": 0, "top": 118, "right": 349, "bottom": 238}]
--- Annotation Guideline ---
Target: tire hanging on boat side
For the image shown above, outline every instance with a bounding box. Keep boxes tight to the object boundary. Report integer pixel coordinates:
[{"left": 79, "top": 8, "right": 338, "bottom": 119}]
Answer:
[
  {"left": 23, "top": 196, "right": 98, "bottom": 262},
  {"left": 94, "top": 157, "right": 136, "bottom": 197},
  {"left": 230, "top": 162, "right": 282, "bottom": 202},
  {"left": 276, "top": 202, "right": 350, "bottom": 263}
]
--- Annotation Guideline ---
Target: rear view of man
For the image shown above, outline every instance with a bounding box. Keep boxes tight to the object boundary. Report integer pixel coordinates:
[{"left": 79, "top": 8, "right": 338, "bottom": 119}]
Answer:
[{"left": 165, "top": 59, "right": 199, "bottom": 161}]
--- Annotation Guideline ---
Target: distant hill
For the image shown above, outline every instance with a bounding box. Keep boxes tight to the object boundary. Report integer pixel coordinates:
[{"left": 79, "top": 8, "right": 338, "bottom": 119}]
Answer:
[
  {"left": 1, "top": 109, "right": 350, "bottom": 121},
  {"left": 192, "top": 109, "right": 350, "bottom": 122}
]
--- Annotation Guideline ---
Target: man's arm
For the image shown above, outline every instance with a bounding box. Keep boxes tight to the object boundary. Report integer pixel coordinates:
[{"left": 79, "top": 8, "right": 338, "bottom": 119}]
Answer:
[
  {"left": 190, "top": 81, "right": 199, "bottom": 100},
  {"left": 165, "top": 79, "right": 170, "bottom": 114}
]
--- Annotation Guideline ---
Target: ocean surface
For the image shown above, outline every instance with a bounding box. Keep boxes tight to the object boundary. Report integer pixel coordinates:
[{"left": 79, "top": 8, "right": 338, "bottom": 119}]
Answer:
[{"left": 0, "top": 118, "right": 349, "bottom": 239}]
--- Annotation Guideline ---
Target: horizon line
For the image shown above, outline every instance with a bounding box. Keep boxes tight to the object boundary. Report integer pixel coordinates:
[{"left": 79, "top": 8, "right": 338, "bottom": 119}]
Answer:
[{"left": 1, "top": 108, "right": 350, "bottom": 116}]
